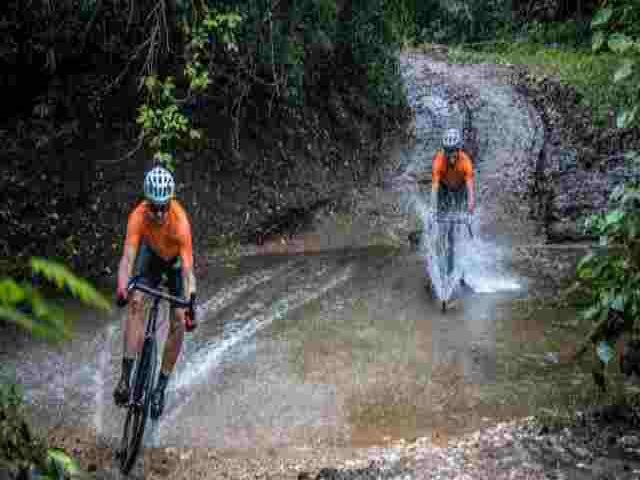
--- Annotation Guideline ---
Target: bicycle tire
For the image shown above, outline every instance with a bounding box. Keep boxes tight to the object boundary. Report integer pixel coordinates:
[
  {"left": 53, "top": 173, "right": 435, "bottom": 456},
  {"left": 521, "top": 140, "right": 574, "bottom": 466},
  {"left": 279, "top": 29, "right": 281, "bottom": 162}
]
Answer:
[
  {"left": 433, "top": 222, "right": 454, "bottom": 313},
  {"left": 118, "top": 337, "right": 157, "bottom": 474}
]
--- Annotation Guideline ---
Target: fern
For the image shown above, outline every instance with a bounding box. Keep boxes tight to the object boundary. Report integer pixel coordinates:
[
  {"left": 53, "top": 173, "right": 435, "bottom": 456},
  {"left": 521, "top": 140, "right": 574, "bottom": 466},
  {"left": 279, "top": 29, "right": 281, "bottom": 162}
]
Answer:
[
  {"left": 0, "top": 258, "right": 111, "bottom": 343},
  {"left": 30, "top": 258, "right": 111, "bottom": 312}
]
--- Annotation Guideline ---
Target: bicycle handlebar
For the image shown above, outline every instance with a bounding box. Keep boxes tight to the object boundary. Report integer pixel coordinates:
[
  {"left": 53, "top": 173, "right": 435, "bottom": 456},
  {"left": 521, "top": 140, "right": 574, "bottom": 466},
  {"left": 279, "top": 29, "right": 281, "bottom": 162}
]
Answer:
[
  {"left": 126, "top": 279, "right": 192, "bottom": 309},
  {"left": 428, "top": 213, "right": 474, "bottom": 239}
]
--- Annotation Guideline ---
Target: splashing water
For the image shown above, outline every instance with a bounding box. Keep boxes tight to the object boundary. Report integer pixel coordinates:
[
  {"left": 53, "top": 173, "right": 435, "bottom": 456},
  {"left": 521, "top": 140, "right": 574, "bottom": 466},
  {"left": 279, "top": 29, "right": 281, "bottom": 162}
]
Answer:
[
  {"left": 94, "top": 323, "right": 115, "bottom": 437},
  {"left": 397, "top": 56, "right": 522, "bottom": 301}
]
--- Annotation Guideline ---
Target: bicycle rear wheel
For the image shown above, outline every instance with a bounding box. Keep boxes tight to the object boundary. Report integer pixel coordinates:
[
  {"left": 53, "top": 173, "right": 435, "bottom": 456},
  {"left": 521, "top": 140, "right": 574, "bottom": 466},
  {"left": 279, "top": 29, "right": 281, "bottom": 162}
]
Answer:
[{"left": 118, "top": 337, "right": 157, "bottom": 474}]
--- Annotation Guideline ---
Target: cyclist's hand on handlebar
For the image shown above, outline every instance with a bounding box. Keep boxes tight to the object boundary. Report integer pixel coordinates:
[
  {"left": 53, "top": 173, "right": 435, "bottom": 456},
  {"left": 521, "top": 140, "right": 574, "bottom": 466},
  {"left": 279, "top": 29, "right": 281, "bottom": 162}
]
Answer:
[
  {"left": 116, "top": 276, "right": 140, "bottom": 307},
  {"left": 116, "top": 286, "right": 128, "bottom": 307},
  {"left": 185, "top": 293, "right": 197, "bottom": 332}
]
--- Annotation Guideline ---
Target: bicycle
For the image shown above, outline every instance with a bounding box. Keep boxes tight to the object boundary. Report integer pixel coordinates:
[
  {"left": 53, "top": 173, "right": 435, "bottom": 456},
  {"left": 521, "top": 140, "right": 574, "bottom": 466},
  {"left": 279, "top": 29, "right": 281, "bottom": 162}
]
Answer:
[
  {"left": 115, "top": 277, "right": 194, "bottom": 475},
  {"left": 426, "top": 211, "right": 473, "bottom": 313}
]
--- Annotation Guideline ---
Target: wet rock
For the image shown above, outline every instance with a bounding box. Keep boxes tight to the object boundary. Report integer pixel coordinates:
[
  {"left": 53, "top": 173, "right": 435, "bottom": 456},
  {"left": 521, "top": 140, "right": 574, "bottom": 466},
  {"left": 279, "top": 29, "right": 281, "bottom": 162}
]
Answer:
[{"left": 548, "top": 220, "right": 584, "bottom": 242}]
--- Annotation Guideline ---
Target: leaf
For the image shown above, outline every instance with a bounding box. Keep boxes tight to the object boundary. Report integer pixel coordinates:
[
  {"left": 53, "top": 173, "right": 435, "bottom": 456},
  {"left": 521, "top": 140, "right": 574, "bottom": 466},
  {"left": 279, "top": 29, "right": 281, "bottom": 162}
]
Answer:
[
  {"left": 617, "top": 106, "right": 638, "bottom": 129},
  {"left": 605, "top": 209, "right": 625, "bottom": 226},
  {"left": 581, "top": 304, "right": 602, "bottom": 321},
  {"left": 614, "top": 60, "right": 634, "bottom": 83},
  {"left": 578, "top": 251, "right": 596, "bottom": 270},
  {"left": 47, "top": 448, "right": 81, "bottom": 476},
  {"left": 0, "top": 305, "right": 38, "bottom": 333},
  {"left": 591, "top": 7, "right": 613, "bottom": 28},
  {"left": 0, "top": 278, "right": 26, "bottom": 305},
  {"left": 30, "top": 258, "right": 111, "bottom": 312},
  {"left": 610, "top": 184, "right": 626, "bottom": 203},
  {"left": 608, "top": 33, "right": 635, "bottom": 53},
  {"left": 592, "top": 31, "right": 606, "bottom": 52}
]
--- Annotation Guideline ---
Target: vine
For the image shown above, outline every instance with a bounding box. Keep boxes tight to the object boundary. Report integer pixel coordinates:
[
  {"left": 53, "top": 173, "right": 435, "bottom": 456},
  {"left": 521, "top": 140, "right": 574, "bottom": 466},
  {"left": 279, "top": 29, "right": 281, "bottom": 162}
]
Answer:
[{"left": 136, "top": 7, "right": 242, "bottom": 170}]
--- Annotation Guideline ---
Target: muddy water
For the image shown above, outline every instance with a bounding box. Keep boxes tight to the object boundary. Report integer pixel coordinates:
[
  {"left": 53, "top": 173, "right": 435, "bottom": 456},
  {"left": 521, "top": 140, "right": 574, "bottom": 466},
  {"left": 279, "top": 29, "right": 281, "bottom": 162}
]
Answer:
[{"left": 2, "top": 52, "right": 588, "bottom": 458}]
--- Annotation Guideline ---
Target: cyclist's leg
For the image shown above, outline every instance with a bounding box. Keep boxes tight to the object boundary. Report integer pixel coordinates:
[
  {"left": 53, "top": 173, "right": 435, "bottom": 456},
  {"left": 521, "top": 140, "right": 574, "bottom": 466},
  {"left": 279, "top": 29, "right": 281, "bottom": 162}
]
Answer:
[
  {"left": 152, "top": 257, "right": 184, "bottom": 419},
  {"left": 161, "top": 258, "right": 185, "bottom": 376},
  {"left": 452, "top": 188, "right": 468, "bottom": 285},
  {"left": 115, "top": 244, "right": 162, "bottom": 405},
  {"left": 125, "top": 244, "right": 163, "bottom": 358},
  {"left": 438, "top": 185, "right": 455, "bottom": 275}
]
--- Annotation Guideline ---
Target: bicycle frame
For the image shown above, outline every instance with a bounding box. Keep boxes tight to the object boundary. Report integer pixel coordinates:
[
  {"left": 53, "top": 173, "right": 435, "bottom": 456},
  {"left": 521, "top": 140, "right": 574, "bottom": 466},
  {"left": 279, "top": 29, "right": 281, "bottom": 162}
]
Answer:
[
  {"left": 127, "top": 281, "right": 191, "bottom": 407},
  {"left": 118, "top": 279, "right": 191, "bottom": 474},
  {"left": 426, "top": 212, "right": 473, "bottom": 311}
]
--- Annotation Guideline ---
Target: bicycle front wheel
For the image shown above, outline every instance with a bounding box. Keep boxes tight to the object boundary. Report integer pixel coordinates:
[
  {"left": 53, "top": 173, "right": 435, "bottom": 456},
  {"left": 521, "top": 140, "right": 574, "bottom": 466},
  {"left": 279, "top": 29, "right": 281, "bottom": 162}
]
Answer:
[{"left": 118, "top": 337, "right": 157, "bottom": 474}]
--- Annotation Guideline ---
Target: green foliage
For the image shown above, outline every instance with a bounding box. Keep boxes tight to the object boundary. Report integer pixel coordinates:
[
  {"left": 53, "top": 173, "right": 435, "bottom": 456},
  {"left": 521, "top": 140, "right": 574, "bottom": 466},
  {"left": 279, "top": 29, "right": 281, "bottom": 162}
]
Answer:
[
  {"left": 0, "top": 258, "right": 110, "bottom": 343},
  {"left": 590, "top": 1, "right": 640, "bottom": 129},
  {"left": 575, "top": 174, "right": 640, "bottom": 340},
  {"left": 0, "top": 377, "right": 48, "bottom": 475},
  {"left": 448, "top": 41, "right": 635, "bottom": 128},
  {"left": 522, "top": 19, "right": 592, "bottom": 47},
  {"left": 30, "top": 258, "right": 110, "bottom": 312},
  {"left": 416, "top": 0, "right": 512, "bottom": 44},
  {"left": 346, "top": 0, "right": 406, "bottom": 108},
  {"left": 0, "top": 374, "right": 81, "bottom": 479},
  {"left": 572, "top": 5, "right": 640, "bottom": 385},
  {"left": 137, "top": 7, "right": 242, "bottom": 169}
]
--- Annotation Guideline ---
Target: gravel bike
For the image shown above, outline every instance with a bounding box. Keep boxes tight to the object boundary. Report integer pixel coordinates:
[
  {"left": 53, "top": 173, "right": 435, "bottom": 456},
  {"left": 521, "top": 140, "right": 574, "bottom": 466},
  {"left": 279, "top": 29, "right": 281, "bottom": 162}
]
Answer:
[
  {"left": 115, "top": 278, "right": 193, "bottom": 474},
  {"left": 428, "top": 212, "right": 473, "bottom": 313}
]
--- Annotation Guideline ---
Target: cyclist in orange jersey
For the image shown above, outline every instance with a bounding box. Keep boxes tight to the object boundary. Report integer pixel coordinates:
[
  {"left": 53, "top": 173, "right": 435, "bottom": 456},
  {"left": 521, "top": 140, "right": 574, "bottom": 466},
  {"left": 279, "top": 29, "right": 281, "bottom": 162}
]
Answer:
[
  {"left": 114, "top": 166, "right": 197, "bottom": 419},
  {"left": 410, "top": 128, "right": 475, "bottom": 216},
  {"left": 408, "top": 128, "right": 476, "bottom": 285}
]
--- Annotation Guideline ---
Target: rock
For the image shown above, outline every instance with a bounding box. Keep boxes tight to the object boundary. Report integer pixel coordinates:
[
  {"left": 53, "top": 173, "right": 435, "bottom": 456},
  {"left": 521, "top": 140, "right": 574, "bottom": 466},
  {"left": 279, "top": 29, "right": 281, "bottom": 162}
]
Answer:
[
  {"left": 543, "top": 352, "right": 560, "bottom": 365},
  {"left": 547, "top": 220, "right": 584, "bottom": 242}
]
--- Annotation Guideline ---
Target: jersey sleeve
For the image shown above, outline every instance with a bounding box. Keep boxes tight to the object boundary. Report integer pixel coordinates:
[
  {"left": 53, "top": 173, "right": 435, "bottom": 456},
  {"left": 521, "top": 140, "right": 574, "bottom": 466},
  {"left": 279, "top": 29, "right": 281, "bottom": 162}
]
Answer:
[
  {"left": 431, "top": 152, "right": 446, "bottom": 186},
  {"left": 460, "top": 152, "right": 474, "bottom": 181},
  {"left": 124, "top": 206, "right": 144, "bottom": 251}
]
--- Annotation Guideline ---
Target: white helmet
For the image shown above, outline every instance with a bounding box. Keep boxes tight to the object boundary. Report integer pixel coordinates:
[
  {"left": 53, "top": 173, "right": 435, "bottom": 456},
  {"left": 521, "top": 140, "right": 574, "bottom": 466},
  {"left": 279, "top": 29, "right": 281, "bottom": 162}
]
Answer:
[
  {"left": 144, "top": 166, "right": 175, "bottom": 205},
  {"left": 442, "top": 128, "right": 462, "bottom": 151}
]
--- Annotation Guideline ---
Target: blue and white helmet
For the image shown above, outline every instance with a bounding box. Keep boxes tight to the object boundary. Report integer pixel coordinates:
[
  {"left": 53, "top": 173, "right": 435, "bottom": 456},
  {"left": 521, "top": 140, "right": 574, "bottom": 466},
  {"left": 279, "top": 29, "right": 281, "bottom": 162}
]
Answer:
[
  {"left": 144, "top": 166, "right": 175, "bottom": 205},
  {"left": 442, "top": 128, "right": 462, "bottom": 151}
]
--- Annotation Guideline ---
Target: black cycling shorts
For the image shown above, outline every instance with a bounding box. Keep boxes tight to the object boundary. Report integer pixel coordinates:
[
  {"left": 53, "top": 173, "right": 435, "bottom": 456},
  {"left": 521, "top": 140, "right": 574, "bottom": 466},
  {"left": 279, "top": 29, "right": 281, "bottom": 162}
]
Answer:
[
  {"left": 132, "top": 243, "right": 184, "bottom": 299},
  {"left": 437, "top": 184, "right": 468, "bottom": 213}
]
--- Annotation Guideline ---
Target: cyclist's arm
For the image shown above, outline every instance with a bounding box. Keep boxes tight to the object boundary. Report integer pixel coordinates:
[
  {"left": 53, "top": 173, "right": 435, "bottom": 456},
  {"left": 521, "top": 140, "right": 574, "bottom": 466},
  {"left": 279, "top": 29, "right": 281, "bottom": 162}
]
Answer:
[
  {"left": 118, "top": 209, "right": 143, "bottom": 297},
  {"left": 461, "top": 152, "right": 475, "bottom": 213},
  {"left": 182, "top": 267, "right": 196, "bottom": 300},
  {"left": 117, "top": 244, "right": 138, "bottom": 295},
  {"left": 466, "top": 177, "right": 475, "bottom": 213},
  {"left": 178, "top": 218, "right": 196, "bottom": 301},
  {"left": 431, "top": 153, "right": 444, "bottom": 210}
]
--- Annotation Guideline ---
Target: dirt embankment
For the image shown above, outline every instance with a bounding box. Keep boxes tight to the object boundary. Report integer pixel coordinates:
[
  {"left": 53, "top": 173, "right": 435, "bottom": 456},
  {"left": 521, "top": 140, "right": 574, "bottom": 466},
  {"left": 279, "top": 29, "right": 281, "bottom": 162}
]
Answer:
[
  {"left": 0, "top": 54, "right": 410, "bottom": 283},
  {"left": 509, "top": 70, "right": 640, "bottom": 242}
]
